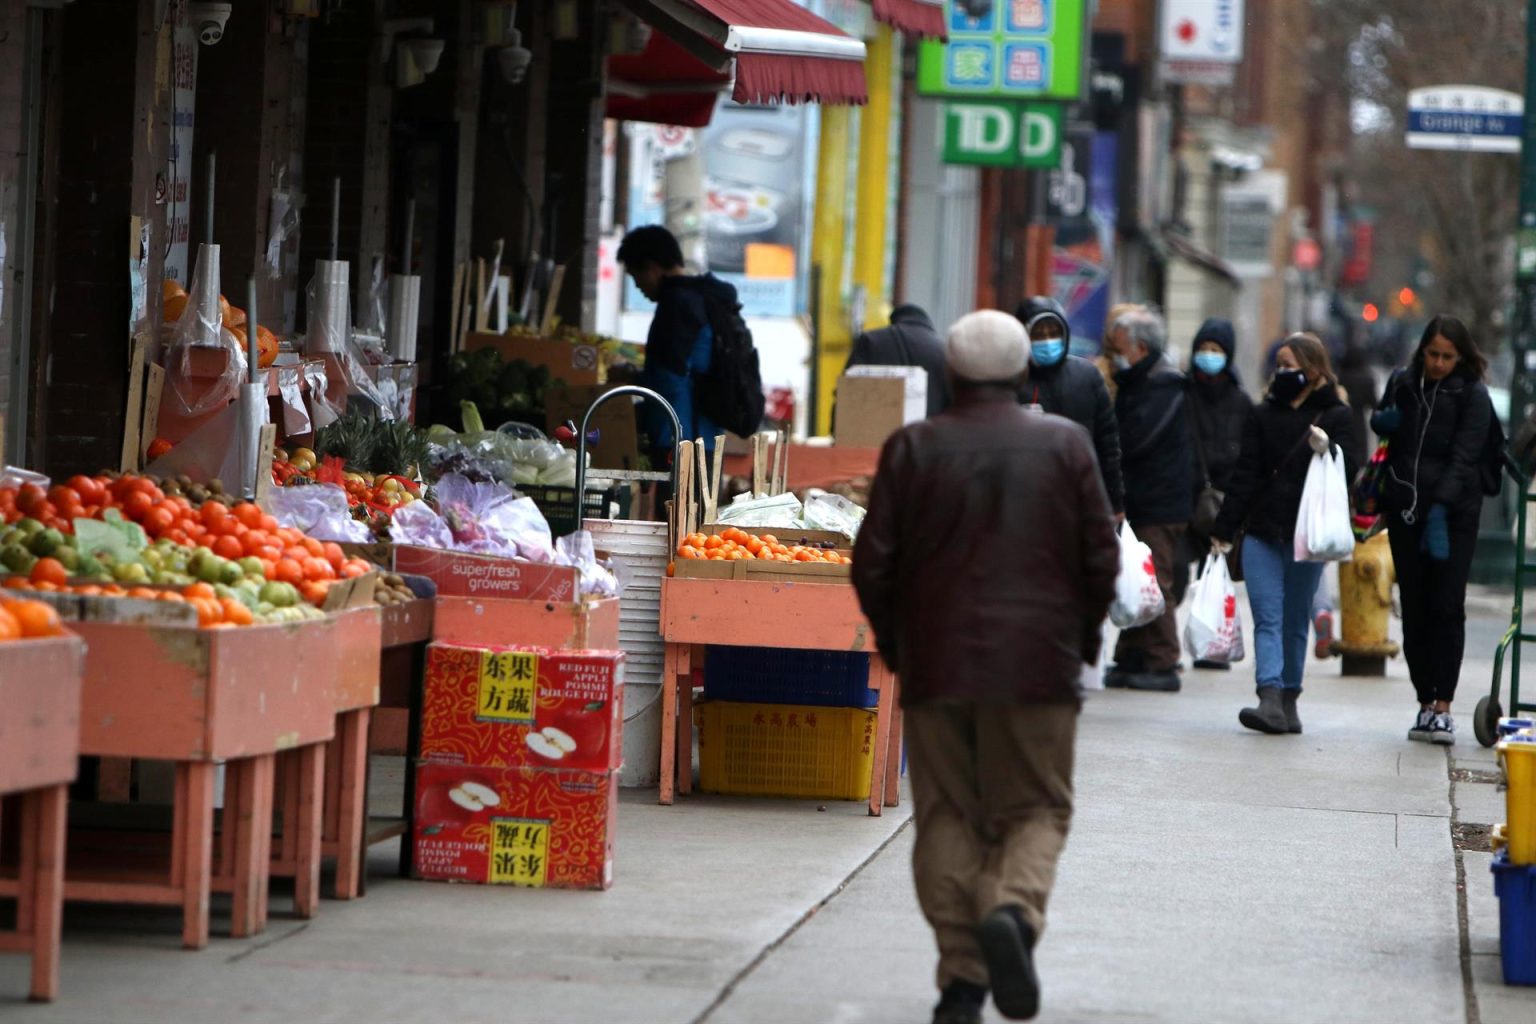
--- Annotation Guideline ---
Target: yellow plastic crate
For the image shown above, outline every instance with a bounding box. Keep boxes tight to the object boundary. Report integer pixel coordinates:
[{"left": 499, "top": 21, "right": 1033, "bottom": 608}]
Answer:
[
  {"left": 695, "top": 700, "right": 876, "bottom": 801},
  {"left": 1501, "top": 740, "right": 1536, "bottom": 865}
]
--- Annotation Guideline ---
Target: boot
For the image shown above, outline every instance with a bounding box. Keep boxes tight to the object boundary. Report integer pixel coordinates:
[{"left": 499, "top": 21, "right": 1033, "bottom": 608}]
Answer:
[
  {"left": 1282, "top": 690, "right": 1302, "bottom": 734},
  {"left": 1238, "top": 687, "right": 1288, "bottom": 734},
  {"left": 976, "top": 905, "right": 1040, "bottom": 1020},
  {"left": 931, "top": 979, "right": 988, "bottom": 1024}
]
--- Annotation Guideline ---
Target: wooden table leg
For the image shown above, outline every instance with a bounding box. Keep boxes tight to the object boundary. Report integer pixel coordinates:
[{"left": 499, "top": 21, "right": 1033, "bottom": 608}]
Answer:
[
  {"left": 330, "top": 709, "right": 370, "bottom": 900},
  {"left": 15, "top": 790, "right": 37, "bottom": 943},
  {"left": 660, "top": 642, "right": 679, "bottom": 805},
  {"left": 291, "top": 744, "right": 324, "bottom": 919},
  {"left": 27, "top": 785, "right": 67, "bottom": 1002},
  {"left": 867, "top": 661, "right": 896, "bottom": 817},
  {"left": 176, "top": 762, "right": 216, "bottom": 950},
  {"left": 884, "top": 696, "right": 903, "bottom": 808},
  {"left": 676, "top": 644, "right": 693, "bottom": 797},
  {"left": 228, "top": 755, "right": 275, "bottom": 938}
]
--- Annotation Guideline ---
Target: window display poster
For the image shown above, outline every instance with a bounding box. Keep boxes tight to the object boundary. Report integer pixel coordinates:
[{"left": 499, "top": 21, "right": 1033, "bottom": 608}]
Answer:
[{"left": 1049, "top": 131, "right": 1118, "bottom": 352}]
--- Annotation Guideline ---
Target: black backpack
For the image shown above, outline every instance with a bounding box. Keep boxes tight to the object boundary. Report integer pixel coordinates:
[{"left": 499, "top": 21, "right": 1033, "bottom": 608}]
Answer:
[
  {"left": 1480, "top": 393, "right": 1507, "bottom": 497},
  {"left": 696, "top": 296, "right": 766, "bottom": 438}
]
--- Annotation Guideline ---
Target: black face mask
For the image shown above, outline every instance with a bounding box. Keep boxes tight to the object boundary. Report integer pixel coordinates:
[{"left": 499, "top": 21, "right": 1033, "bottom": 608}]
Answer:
[{"left": 1271, "top": 369, "right": 1308, "bottom": 402}]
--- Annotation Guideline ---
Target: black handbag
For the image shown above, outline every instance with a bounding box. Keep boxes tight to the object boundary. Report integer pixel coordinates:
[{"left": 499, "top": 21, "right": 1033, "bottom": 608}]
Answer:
[{"left": 1190, "top": 424, "right": 1224, "bottom": 538}]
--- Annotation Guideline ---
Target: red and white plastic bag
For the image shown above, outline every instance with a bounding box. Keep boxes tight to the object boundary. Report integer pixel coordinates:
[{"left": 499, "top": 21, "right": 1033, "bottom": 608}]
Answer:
[
  {"left": 1110, "top": 524, "right": 1166, "bottom": 629},
  {"left": 1183, "top": 553, "right": 1246, "bottom": 664}
]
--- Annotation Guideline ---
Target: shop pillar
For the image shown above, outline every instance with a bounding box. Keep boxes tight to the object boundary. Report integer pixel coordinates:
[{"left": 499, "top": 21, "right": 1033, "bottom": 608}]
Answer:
[
  {"left": 811, "top": 105, "right": 852, "bottom": 437},
  {"left": 852, "top": 24, "right": 895, "bottom": 327}
]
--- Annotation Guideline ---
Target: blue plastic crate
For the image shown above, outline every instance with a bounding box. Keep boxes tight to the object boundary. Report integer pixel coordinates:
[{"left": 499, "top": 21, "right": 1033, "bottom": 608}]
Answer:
[
  {"left": 703, "top": 645, "right": 877, "bottom": 708},
  {"left": 1492, "top": 853, "right": 1536, "bottom": 986}
]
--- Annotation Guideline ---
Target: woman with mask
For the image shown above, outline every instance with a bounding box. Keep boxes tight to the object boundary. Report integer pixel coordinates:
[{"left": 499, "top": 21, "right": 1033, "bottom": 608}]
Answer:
[
  {"left": 1015, "top": 297, "right": 1124, "bottom": 516},
  {"left": 1210, "top": 333, "right": 1356, "bottom": 735},
  {"left": 1372, "top": 315, "right": 1493, "bottom": 745}
]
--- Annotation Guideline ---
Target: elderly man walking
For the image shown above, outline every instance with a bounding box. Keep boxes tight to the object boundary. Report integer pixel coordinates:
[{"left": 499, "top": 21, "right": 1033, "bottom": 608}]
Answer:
[{"left": 852, "top": 311, "right": 1120, "bottom": 1024}]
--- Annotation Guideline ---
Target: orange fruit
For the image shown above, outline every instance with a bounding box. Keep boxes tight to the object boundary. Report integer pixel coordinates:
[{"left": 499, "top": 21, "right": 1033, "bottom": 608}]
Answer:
[
  {"left": 8, "top": 599, "right": 61, "bottom": 638},
  {"left": 162, "top": 279, "right": 187, "bottom": 302},
  {"left": 274, "top": 558, "right": 304, "bottom": 585},
  {"left": 220, "top": 598, "right": 253, "bottom": 626},
  {"left": 233, "top": 502, "right": 264, "bottom": 529},
  {"left": 30, "top": 558, "right": 68, "bottom": 587},
  {"left": 0, "top": 606, "right": 19, "bottom": 640},
  {"left": 703, "top": 535, "right": 724, "bottom": 551},
  {"left": 182, "top": 582, "right": 216, "bottom": 601},
  {"left": 163, "top": 291, "right": 190, "bottom": 322}
]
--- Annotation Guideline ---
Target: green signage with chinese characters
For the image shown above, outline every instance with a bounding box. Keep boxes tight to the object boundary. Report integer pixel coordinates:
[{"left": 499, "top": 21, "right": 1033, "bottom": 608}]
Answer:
[
  {"left": 917, "top": 0, "right": 1087, "bottom": 101},
  {"left": 941, "top": 101, "right": 1063, "bottom": 168}
]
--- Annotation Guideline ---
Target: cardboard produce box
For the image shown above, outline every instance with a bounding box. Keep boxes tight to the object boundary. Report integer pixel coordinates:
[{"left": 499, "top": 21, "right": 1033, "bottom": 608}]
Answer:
[
  {"left": 420, "top": 643, "right": 626, "bottom": 771},
  {"left": 413, "top": 763, "right": 617, "bottom": 889},
  {"left": 464, "top": 331, "right": 601, "bottom": 386},
  {"left": 834, "top": 367, "right": 928, "bottom": 448}
]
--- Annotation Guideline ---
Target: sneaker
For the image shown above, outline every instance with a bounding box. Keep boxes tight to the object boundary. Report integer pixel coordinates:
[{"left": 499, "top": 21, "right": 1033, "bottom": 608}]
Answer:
[
  {"left": 932, "top": 979, "right": 988, "bottom": 1024},
  {"left": 1313, "top": 611, "right": 1334, "bottom": 659},
  {"left": 1408, "top": 708, "right": 1435, "bottom": 742},
  {"left": 976, "top": 906, "right": 1040, "bottom": 1020},
  {"left": 1429, "top": 712, "right": 1456, "bottom": 746}
]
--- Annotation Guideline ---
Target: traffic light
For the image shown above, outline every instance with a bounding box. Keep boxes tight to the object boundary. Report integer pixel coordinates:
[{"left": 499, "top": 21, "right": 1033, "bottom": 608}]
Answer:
[
  {"left": 1362, "top": 303, "right": 1380, "bottom": 323},
  {"left": 1398, "top": 287, "right": 1416, "bottom": 306}
]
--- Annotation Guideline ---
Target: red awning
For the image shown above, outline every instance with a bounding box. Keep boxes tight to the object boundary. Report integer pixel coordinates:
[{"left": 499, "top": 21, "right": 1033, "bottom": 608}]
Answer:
[
  {"left": 870, "top": 0, "right": 946, "bottom": 39},
  {"left": 610, "top": 0, "right": 867, "bottom": 125}
]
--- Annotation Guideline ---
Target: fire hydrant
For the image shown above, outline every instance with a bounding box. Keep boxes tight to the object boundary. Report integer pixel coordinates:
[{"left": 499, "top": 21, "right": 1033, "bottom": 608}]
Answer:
[{"left": 1333, "top": 530, "right": 1400, "bottom": 676}]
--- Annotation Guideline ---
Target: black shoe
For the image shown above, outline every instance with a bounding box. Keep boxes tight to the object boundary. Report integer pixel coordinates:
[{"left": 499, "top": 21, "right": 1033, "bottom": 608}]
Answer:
[
  {"left": 932, "top": 979, "right": 988, "bottom": 1024},
  {"left": 1120, "top": 670, "right": 1181, "bottom": 693},
  {"left": 1192, "top": 659, "right": 1231, "bottom": 671},
  {"left": 1104, "top": 669, "right": 1130, "bottom": 689},
  {"left": 976, "top": 905, "right": 1040, "bottom": 1020}
]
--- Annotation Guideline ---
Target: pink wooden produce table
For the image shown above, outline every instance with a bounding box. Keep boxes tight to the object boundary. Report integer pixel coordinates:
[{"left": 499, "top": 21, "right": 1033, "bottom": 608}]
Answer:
[
  {"left": 0, "top": 634, "right": 84, "bottom": 1001},
  {"left": 431, "top": 595, "right": 620, "bottom": 649},
  {"left": 658, "top": 577, "right": 901, "bottom": 816},
  {"left": 68, "top": 618, "right": 338, "bottom": 949}
]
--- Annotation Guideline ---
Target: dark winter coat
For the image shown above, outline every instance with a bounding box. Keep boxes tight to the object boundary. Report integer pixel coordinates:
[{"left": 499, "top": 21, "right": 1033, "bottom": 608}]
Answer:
[
  {"left": 1375, "top": 369, "right": 1491, "bottom": 530},
  {"left": 1016, "top": 296, "right": 1124, "bottom": 512},
  {"left": 641, "top": 274, "right": 737, "bottom": 452},
  {"left": 1211, "top": 384, "right": 1357, "bottom": 547},
  {"left": 1186, "top": 318, "right": 1253, "bottom": 498},
  {"left": 851, "top": 387, "right": 1119, "bottom": 707},
  {"left": 844, "top": 305, "right": 951, "bottom": 417},
  {"left": 1114, "top": 355, "right": 1196, "bottom": 526}
]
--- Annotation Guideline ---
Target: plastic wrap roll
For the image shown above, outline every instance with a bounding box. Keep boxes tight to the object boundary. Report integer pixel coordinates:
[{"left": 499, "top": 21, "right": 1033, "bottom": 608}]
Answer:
[
  {"left": 387, "top": 274, "right": 420, "bottom": 362},
  {"left": 305, "top": 259, "right": 350, "bottom": 355},
  {"left": 237, "top": 382, "right": 269, "bottom": 498}
]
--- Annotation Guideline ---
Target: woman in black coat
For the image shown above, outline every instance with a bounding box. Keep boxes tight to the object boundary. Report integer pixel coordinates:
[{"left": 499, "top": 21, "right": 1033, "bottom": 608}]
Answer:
[
  {"left": 1373, "top": 315, "right": 1493, "bottom": 746},
  {"left": 1211, "top": 333, "right": 1356, "bottom": 736},
  {"left": 1187, "top": 318, "right": 1254, "bottom": 540}
]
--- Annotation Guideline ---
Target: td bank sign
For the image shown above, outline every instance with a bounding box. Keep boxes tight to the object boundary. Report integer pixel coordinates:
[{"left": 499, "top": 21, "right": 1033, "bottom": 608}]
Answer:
[{"left": 942, "top": 102, "right": 1063, "bottom": 169}]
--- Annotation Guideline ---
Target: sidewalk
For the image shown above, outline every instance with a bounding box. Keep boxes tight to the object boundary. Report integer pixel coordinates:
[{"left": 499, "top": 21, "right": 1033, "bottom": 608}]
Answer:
[{"left": 4, "top": 590, "right": 1536, "bottom": 1023}]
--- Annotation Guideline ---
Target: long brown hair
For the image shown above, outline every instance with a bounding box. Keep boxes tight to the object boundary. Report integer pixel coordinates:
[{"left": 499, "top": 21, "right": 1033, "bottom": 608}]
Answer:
[
  {"left": 1277, "top": 332, "right": 1338, "bottom": 389},
  {"left": 1413, "top": 314, "right": 1488, "bottom": 380}
]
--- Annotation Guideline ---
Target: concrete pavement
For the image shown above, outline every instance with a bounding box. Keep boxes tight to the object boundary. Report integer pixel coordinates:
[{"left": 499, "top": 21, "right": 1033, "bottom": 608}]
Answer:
[{"left": 4, "top": 589, "right": 1536, "bottom": 1023}]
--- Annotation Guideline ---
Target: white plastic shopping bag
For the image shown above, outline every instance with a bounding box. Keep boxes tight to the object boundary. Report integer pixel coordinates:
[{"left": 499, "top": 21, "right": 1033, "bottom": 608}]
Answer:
[
  {"left": 1110, "top": 523, "right": 1165, "bottom": 629},
  {"left": 1183, "top": 553, "right": 1246, "bottom": 664},
  {"left": 1294, "top": 448, "right": 1355, "bottom": 562}
]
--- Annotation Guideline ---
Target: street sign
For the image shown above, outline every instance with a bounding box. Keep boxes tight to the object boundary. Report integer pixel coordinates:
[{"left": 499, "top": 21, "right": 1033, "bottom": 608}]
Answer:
[
  {"left": 1406, "top": 86, "right": 1523, "bottom": 153},
  {"left": 941, "top": 101, "right": 1062, "bottom": 168},
  {"left": 916, "top": 0, "right": 1087, "bottom": 101},
  {"left": 1160, "top": 0, "right": 1246, "bottom": 85}
]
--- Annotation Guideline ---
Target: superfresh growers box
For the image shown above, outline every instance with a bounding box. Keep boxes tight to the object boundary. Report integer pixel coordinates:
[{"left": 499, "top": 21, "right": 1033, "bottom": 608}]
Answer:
[
  {"left": 390, "top": 546, "right": 579, "bottom": 601},
  {"left": 413, "top": 764, "right": 617, "bottom": 890},
  {"left": 420, "top": 643, "right": 625, "bottom": 772}
]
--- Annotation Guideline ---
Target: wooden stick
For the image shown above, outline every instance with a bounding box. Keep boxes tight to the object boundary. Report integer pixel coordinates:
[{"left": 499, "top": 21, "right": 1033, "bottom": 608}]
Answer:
[
  {"left": 751, "top": 433, "right": 766, "bottom": 496},
  {"left": 448, "top": 262, "right": 465, "bottom": 353},
  {"left": 475, "top": 259, "right": 488, "bottom": 332},
  {"left": 773, "top": 430, "right": 790, "bottom": 496},
  {"left": 541, "top": 264, "right": 568, "bottom": 336},
  {"left": 678, "top": 440, "right": 696, "bottom": 539},
  {"left": 695, "top": 442, "right": 711, "bottom": 526},
  {"left": 710, "top": 436, "right": 725, "bottom": 523}
]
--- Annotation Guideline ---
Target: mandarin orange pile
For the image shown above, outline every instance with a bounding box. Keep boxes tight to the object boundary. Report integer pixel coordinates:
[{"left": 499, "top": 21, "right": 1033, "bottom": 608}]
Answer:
[
  {"left": 0, "top": 596, "right": 66, "bottom": 641},
  {"left": 676, "top": 527, "right": 851, "bottom": 565},
  {"left": 1, "top": 579, "right": 261, "bottom": 630}
]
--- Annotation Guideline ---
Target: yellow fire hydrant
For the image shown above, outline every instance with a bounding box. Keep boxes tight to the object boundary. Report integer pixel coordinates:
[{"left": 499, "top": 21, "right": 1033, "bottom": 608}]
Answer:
[{"left": 1333, "top": 530, "right": 1400, "bottom": 676}]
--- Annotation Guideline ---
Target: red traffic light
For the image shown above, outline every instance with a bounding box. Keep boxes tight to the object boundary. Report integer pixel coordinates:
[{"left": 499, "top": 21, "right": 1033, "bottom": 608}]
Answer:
[
  {"left": 1362, "top": 303, "right": 1380, "bottom": 323},
  {"left": 1398, "top": 287, "right": 1416, "bottom": 306}
]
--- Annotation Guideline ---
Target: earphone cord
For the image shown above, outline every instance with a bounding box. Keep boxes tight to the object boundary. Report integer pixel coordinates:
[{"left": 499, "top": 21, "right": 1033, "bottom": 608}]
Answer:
[{"left": 1391, "top": 374, "right": 1438, "bottom": 525}]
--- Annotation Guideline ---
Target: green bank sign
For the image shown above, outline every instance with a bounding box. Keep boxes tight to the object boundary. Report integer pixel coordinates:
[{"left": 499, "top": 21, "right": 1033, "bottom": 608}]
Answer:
[{"left": 941, "top": 102, "right": 1062, "bottom": 168}]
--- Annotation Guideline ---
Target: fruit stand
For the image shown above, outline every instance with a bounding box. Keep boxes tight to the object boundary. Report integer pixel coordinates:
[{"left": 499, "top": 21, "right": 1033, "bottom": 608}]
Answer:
[{"left": 0, "top": 631, "right": 85, "bottom": 1002}]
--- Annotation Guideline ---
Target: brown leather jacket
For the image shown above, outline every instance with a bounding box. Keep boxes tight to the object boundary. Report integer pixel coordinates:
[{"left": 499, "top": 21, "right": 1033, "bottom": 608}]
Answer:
[{"left": 852, "top": 385, "right": 1120, "bottom": 707}]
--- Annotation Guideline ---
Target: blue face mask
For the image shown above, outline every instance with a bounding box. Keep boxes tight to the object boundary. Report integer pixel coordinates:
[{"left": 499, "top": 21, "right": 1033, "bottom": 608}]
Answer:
[
  {"left": 1031, "top": 340, "right": 1066, "bottom": 367},
  {"left": 1193, "top": 351, "right": 1228, "bottom": 376}
]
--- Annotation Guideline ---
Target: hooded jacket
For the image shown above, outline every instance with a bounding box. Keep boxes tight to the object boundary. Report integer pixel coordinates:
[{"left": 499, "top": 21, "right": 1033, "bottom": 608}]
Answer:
[
  {"left": 1186, "top": 318, "right": 1253, "bottom": 503},
  {"left": 1376, "top": 368, "right": 1491, "bottom": 528},
  {"left": 1015, "top": 297, "right": 1125, "bottom": 513},
  {"left": 1212, "top": 383, "right": 1357, "bottom": 546},
  {"left": 641, "top": 273, "right": 738, "bottom": 451},
  {"left": 844, "top": 305, "right": 952, "bottom": 417}
]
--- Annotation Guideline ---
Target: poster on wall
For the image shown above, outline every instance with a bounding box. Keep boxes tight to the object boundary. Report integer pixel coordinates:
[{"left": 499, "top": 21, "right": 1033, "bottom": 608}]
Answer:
[
  {"left": 1048, "top": 130, "right": 1118, "bottom": 351},
  {"left": 623, "top": 98, "right": 811, "bottom": 321},
  {"left": 164, "top": 0, "right": 198, "bottom": 285}
]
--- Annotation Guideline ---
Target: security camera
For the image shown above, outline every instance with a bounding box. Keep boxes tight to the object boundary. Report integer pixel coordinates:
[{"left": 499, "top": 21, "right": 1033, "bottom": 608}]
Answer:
[
  {"left": 191, "top": 2, "right": 232, "bottom": 46},
  {"left": 400, "top": 37, "right": 445, "bottom": 76},
  {"left": 497, "top": 29, "right": 532, "bottom": 85}
]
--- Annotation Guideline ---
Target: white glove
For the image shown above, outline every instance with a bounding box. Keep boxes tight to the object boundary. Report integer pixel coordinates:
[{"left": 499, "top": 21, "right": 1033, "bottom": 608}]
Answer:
[
  {"left": 1211, "top": 538, "right": 1233, "bottom": 555},
  {"left": 1308, "top": 426, "right": 1331, "bottom": 455}
]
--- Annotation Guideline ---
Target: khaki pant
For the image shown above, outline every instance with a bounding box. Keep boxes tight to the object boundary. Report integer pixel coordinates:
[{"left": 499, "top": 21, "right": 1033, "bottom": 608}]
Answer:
[
  {"left": 1114, "top": 521, "right": 1186, "bottom": 673},
  {"left": 907, "top": 702, "right": 1077, "bottom": 990}
]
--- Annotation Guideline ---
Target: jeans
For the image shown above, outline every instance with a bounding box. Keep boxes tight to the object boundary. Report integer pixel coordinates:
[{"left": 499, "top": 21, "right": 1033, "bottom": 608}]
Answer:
[
  {"left": 1242, "top": 535, "right": 1325, "bottom": 691},
  {"left": 1388, "top": 515, "right": 1478, "bottom": 704}
]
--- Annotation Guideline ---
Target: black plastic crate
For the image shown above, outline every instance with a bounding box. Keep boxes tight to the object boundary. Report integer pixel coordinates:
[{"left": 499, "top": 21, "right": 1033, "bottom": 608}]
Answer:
[
  {"left": 703, "top": 645, "right": 877, "bottom": 708},
  {"left": 523, "top": 484, "right": 630, "bottom": 538}
]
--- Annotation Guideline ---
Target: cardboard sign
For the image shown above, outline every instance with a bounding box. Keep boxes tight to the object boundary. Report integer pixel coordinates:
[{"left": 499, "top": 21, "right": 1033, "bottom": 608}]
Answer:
[
  {"left": 413, "top": 764, "right": 617, "bottom": 890},
  {"left": 420, "top": 643, "right": 625, "bottom": 772},
  {"left": 391, "top": 545, "right": 580, "bottom": 602}
]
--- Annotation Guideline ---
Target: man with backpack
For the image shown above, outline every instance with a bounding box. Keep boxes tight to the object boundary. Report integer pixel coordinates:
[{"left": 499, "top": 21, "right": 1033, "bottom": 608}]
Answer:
[{"left": 617, "top": 225, "right": 765, "bottom": 461}]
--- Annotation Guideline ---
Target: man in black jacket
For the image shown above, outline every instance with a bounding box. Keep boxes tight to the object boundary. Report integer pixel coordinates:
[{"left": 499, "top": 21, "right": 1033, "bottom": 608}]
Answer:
[
  {"left": 845, "top": 304, "right": 951, "bottom": 417},
  {"left": 1104, "top": 308, "right": 1195, "bottom": 692},
  {"left": 1014, "top": 297, "right": 1124, "bottom": 515}
]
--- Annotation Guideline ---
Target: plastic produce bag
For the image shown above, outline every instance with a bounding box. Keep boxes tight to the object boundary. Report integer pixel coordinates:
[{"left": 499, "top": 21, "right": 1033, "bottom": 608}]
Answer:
[
  {"left": 1294, "top": 449, "right": 1355, "bottom": 562},
  {"left": 1183, "top": 553, "right": 1245, "bottom": 664},
  {"left": 260, "top": 483, "right": 372, "bottom": 543},
  {"left": 556, "top": 530, "right": 620, "bottom": 598},
  {"left": 433, "top": 472, "right": 556, "bottom": 563},
  {"left": 1110, "top": 523, "right": 1165, "bottom": 629},
  {"left": 715, "top": 491, "right": 804, "bottom": 529},
  {"left": 164, "top": 250, "right": 247, "bottom": 416},
  {"left": 802, "top": 491, "right": 866, "bottom": 540},
  {"left": 389, "top": 500, "right": 456, "bottom": 549}
]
